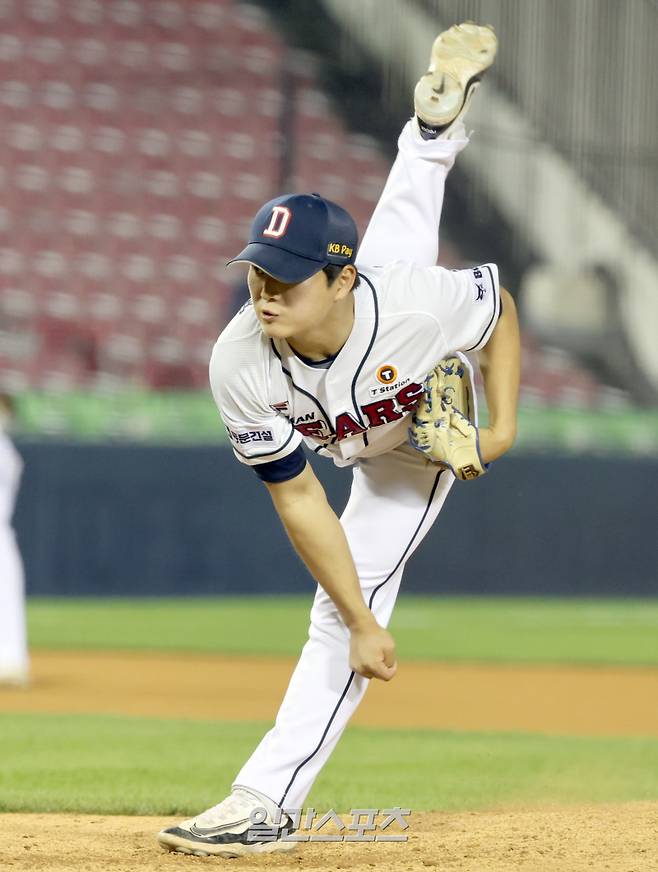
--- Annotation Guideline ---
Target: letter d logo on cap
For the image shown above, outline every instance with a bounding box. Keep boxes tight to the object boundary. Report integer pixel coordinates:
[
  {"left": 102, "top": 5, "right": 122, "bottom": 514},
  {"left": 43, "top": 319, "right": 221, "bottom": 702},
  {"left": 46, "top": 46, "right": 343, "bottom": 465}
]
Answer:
[{"left": 263, "top": 205, "right": 292, "bottom": 238}]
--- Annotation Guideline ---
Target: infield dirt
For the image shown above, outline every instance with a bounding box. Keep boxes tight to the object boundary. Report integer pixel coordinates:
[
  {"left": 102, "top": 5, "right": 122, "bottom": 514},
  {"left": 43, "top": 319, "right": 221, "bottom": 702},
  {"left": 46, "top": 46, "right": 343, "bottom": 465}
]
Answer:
[
  {"left": 1, "top": 805, "right": 657, "bottom": 872},
  {"left": 1, "top": 649, "right": 657, "bottom": 735},
  {"left": 2, "top": 650, "right": 657, "bottom": 871}
]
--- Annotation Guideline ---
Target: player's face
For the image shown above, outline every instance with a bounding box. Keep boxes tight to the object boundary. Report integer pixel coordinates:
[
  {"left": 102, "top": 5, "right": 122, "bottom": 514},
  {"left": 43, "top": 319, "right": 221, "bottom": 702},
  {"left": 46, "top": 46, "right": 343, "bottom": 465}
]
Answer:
[{"left": 247, "top": 265, "right": 343, "bottom": 340}]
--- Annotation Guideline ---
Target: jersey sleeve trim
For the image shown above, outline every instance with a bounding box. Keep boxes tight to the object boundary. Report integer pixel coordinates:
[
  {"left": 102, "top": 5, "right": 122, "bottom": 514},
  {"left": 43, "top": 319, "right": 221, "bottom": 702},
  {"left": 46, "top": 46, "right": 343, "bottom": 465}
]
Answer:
[
  {"left": 230, "top": 426, "right": 303, "bottom": 466},
  {"left": 252, "top": 445, "right": 307, "bottom": 483},
  {"left": 463, "top": 264, "right": 501, "bottom": 352}
]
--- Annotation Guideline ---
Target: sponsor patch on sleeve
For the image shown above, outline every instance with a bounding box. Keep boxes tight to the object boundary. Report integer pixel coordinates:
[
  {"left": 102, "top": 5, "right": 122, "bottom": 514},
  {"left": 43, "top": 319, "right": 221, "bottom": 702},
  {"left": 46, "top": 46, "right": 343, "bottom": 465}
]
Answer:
[
  {"left": 226, "top": 427, "right": 274, "bottom": 445},
  {"left": 471, "top": 266, "right": 489, "bottom": 303}
]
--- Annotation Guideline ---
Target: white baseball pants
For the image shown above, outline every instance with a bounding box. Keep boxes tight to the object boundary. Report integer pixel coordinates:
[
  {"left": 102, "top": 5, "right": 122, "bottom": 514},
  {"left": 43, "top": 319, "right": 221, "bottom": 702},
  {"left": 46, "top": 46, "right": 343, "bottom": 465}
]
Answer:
[
  {"left": 0, "top": 527, "right": 28, "bottom": 682},
  {"left": 234, "top": 120, "right": 469, "bottom": 809}
]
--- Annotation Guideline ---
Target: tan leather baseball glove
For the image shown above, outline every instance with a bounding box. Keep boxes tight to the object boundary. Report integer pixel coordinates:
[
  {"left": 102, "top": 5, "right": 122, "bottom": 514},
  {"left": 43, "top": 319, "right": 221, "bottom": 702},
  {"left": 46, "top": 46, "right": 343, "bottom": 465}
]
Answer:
[{"left": 409, "top": 356, "right": 487, "bottom": 481}]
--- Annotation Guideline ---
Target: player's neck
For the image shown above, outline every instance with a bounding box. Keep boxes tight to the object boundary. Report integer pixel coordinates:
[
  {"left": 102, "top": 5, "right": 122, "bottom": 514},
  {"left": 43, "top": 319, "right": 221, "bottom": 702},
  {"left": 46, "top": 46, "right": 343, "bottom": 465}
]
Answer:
[{"left": 287, "top": 295, "right": 355, "bottom": 361}]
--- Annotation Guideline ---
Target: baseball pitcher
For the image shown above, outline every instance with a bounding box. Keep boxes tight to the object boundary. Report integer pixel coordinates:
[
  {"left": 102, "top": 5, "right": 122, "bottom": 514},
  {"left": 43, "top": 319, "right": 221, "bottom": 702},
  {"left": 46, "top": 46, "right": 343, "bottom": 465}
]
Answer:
[{"left": 159, "top": 22, "right": 520, "bottom": 858}]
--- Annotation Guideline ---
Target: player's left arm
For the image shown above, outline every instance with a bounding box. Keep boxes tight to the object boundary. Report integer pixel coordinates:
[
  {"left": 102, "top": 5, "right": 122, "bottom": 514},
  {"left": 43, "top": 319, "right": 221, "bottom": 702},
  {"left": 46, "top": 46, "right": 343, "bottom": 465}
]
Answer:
[{"left": 476, "top": 287, "right": 521, "bottom": 463}]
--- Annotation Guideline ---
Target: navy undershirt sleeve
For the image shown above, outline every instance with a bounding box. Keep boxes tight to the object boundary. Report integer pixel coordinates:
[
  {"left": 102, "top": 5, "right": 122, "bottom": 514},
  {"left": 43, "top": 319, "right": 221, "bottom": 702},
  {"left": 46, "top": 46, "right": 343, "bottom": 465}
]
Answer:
[{"left": 252, "top": 444, "right": 307, "bottom": 483}]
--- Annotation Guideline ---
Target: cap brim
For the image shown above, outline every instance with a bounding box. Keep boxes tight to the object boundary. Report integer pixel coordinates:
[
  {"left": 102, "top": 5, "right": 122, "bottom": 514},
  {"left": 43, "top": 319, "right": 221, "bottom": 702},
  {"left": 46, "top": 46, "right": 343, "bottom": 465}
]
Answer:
[{"left": 226, "top": 243, "right": 326, "bottom": 284}]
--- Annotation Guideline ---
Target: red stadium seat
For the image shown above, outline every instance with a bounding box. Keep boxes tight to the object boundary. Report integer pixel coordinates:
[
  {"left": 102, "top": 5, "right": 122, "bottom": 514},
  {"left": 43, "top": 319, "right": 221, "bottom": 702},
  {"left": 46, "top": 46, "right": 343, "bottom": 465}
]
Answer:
[{"left": 4, "top": 0, "right": 543, "bottom": 396}]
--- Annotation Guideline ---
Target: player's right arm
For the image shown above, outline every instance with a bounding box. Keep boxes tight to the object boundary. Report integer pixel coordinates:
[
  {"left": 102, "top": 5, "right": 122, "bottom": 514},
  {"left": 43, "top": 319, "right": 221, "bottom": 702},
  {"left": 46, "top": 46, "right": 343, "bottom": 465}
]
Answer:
[
  {"left": 209, "top": 329, "right": 396, "bottom": 682},
  {"left": 264, "top": 464, "right": 397, "bottom": 683}
]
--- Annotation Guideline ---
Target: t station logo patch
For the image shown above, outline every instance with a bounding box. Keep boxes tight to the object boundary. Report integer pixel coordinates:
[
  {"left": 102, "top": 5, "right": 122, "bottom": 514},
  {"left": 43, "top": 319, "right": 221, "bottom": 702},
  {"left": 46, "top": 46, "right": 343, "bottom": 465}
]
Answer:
[
  {"left": 376, "top": 364, "right": 398, "bottom": 385},
  {"left": 370, "top": 364, "right": 409, "bottom": 398}
]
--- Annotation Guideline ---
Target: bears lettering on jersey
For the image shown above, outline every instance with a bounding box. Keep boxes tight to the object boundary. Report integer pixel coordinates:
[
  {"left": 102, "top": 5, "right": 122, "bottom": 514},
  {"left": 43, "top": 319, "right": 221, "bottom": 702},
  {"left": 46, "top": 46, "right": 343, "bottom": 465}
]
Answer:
[
  {"left": 394, "top": 382, "right": 425, "bottom": 412},
  {"left": 295, "top": 420, "right": 326, "bottom": 438},
  {"left": 362, "top": 399, "right": 403, "bottom": 428},
  {"left": 357, "top": 381, "right": 425, "bottom": 431},
  {"left": 335, "top": 413, "right": 367, "bottom": 441},
  {"left": 292, "top": 380, "right": 425, "bottom": 444}
]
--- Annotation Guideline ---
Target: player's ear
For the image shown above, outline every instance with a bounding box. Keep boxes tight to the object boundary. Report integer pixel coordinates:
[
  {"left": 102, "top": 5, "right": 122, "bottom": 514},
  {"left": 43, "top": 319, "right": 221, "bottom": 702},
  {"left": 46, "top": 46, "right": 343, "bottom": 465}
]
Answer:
[{"left": 332, "top": 265, "right": 357, "bottom": 300}]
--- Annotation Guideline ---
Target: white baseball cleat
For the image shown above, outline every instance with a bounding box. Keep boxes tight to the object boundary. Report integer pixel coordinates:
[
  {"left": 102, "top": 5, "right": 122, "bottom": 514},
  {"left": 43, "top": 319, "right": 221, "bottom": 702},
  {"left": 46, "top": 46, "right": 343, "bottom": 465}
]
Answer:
[
  {"left": 0, "top": 665, "right": 30, "bottom": 687},
  {"left": 157, "top": 786, "right": 297, "bottom": 858},
  {"left": 414, "top": 22, "right": 497, "bottom": 137}
]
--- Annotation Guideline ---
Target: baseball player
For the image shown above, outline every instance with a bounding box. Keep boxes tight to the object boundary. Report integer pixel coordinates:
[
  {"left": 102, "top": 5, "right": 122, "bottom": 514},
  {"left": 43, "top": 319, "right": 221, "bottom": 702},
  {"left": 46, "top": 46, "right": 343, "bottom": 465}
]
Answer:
[
  {"left": 159, "top": 23, "right": 520, "bottom": 857},
  {"left": 0, "top": 393, "right": 29, "bottom": 687}
]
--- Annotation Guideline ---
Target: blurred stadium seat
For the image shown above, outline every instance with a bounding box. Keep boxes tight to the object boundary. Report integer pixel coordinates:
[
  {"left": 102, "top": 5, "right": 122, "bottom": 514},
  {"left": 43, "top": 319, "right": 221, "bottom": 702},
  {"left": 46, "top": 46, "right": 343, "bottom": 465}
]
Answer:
[
  {"left": 0, "top": 0, "right": 393, "bottom": 392},
  {"left": 0, "top": 0, "right": 640, "bottom": 414}
]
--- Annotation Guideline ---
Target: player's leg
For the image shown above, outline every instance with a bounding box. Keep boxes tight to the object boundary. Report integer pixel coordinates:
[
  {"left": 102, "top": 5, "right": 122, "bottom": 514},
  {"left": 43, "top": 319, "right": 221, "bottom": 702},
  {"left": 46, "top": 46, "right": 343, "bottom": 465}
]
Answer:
[
  {"left": 0, "top": 529, "right": 29, "bottom": 685},
  {"left": 232, "top": 446, "right": 451, "bottom": 808},
  {"left": 356, "top": 23, "right": 497, "bottom": 269},
  {"left": 158, "top": 450, "right": 451, "bottom": 856},
  {"left": 356, "top": 124, "right": 467, "bottom": 269}
]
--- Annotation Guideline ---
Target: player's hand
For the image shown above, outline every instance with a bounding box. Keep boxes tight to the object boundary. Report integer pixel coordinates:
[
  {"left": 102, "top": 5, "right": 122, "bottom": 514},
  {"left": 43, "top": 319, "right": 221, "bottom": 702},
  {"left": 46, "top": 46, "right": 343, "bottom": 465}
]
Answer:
[
  {"left": 348, "top": 617, "right": 398, "bottom": 682},
  {"left": 478, "top": 424, "right": 516, "bottom": 464}
]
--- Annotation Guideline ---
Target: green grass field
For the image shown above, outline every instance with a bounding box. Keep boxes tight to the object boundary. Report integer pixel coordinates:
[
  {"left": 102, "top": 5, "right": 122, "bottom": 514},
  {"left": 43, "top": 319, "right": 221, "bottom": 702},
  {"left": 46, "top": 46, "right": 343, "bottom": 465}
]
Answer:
[
  {"left": 26, "top": 595, "right": 658, "bottom": 665},
  {"left": 3, "top": 713, "right": 658, "bottom": 816},
  {"left": 2, "top": 595, "right": 657, "bottom": 815}
]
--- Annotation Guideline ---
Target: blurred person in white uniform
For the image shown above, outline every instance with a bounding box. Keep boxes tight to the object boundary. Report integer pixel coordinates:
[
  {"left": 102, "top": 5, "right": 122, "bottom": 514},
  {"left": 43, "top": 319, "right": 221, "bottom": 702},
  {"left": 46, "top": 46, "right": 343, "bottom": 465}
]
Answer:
[{"left": 0, "top": 393, "right": 29, "bottom": 686}]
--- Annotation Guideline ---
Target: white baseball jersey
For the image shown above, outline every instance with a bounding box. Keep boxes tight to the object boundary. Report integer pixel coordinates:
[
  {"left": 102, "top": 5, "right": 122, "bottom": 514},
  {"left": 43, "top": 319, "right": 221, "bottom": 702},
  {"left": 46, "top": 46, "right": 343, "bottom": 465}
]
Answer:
[{"left": 210, "top": 261, "right": 500, "bottom": 470}]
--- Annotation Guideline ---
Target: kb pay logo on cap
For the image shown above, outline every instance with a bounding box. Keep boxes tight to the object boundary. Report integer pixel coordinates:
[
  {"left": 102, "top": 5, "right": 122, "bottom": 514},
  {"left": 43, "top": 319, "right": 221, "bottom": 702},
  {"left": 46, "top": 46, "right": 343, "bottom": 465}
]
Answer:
[{"left": 327, "top": 242, "right": 353, "bottom": 258}]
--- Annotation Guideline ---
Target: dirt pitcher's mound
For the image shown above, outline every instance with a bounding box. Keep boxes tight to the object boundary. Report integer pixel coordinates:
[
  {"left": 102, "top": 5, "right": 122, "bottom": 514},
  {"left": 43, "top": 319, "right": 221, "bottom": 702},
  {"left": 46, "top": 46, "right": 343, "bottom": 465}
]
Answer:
[{"left": 2, "top": 805, "right": 657, "bottom": 872}]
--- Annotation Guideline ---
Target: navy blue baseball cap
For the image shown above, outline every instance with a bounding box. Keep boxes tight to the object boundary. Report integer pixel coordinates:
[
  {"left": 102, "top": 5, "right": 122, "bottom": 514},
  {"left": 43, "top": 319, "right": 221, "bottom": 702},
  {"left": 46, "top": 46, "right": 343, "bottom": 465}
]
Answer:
[{"left": 227, "top": 193, "right": 358, "bottom": 283}]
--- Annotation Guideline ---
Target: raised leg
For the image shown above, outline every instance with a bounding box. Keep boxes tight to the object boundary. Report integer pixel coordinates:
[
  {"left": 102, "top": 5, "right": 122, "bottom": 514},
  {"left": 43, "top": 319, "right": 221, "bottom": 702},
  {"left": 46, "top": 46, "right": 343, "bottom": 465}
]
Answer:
[{"left": 356, "top": 121, "right": 468, "bottom": 269}]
